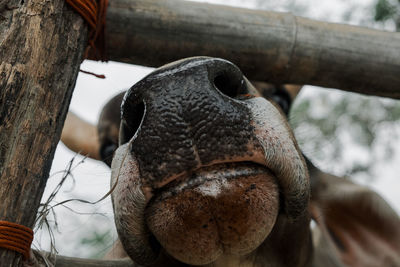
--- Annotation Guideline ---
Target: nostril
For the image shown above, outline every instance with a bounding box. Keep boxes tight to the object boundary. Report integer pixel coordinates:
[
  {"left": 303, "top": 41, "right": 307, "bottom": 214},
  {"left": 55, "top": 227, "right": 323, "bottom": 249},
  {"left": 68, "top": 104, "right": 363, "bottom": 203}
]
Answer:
[
  {"left": 120, "top": 100, "right": 145, "bottom": 144},
  {"left": 213, "top": 71, "right": 247, "bottom": 99}
]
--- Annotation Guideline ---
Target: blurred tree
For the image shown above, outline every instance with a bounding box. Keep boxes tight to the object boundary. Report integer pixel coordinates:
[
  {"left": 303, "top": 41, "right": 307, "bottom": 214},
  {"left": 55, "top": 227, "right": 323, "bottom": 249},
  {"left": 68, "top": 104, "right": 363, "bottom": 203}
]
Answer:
[
  {"left": 375, "top": 0, "right": 400, "bottom": 29},
  {"left": 290, "top": 90, "right": 400, "bottom": 179},
  {"left": 79, "top": 230, "right": 113, "bottom": 258},
  {"left": 250, "top": 0, "right": 400, "bottom": 180}
]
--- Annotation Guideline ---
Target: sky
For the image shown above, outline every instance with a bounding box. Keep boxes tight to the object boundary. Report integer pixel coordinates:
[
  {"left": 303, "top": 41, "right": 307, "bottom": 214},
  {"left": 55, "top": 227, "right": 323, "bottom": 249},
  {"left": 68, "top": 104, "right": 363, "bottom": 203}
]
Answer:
[{"left": 34, "top": 0, "right": 400, "bottom": 259}]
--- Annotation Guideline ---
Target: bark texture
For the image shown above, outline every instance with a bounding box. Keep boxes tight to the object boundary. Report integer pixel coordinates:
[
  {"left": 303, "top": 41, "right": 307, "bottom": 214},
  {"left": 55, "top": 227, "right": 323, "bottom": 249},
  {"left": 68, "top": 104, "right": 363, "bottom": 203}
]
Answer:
[
  {"left": 105, "top": 0, "right": 400, "bottom": 98},
  {"left": 0, "top": 0, "right": 87, "bottom": 266}
]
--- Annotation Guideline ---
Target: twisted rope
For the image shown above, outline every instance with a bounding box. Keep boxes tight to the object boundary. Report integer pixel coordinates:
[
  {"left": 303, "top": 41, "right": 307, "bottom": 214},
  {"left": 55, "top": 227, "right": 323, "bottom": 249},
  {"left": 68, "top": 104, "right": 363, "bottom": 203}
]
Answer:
[
  {"left": 66, "top": 0, "right": 109, "bottom": 61},
  {"left": 0, "top": 221, "right": 34, "bottom": 260}
]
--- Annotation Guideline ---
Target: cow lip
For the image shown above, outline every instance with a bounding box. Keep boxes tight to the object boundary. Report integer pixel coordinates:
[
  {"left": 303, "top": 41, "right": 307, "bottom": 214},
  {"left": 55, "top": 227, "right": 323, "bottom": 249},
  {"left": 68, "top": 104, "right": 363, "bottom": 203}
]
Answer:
[
  {"left": 142, "top": 161, "right": 275, "bottom": 203},
  {"left": 159, "top": 162, "right": 274, "bottom": 198}
]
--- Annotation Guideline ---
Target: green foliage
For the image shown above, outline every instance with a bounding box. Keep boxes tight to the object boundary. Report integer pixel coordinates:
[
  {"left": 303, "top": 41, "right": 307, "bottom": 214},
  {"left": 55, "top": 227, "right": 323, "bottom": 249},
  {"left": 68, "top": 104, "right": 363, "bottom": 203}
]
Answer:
[
  {"left": 375, "top": 0, "right": 397, "bottom": 21},
  {"left": 79, "top": 230, "right": 113, "bottom": 258}
]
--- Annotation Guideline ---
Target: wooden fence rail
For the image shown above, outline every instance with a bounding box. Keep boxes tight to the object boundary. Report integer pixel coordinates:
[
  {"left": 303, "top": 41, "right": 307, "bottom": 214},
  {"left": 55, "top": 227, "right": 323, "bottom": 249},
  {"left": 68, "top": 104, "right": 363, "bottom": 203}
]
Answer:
[{"left": 104, "top": 0, "right": 400, "bottom": 98}]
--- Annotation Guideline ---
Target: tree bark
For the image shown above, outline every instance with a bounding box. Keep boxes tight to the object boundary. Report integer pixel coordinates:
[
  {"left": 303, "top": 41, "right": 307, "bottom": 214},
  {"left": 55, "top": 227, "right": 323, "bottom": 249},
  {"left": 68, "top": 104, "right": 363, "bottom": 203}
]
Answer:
[
  {"left": 0, "top": 0, "right": 87, "bottom": 266},
  {"left": 104, "top": 0, "right": 400, "bottom": 99}
]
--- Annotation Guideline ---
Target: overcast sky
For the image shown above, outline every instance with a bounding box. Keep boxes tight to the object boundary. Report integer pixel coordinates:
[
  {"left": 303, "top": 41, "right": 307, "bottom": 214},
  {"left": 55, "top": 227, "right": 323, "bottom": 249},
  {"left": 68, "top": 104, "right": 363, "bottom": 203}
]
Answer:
[{"left": 35, "top": 0, "right": 400, "bottom": 258}]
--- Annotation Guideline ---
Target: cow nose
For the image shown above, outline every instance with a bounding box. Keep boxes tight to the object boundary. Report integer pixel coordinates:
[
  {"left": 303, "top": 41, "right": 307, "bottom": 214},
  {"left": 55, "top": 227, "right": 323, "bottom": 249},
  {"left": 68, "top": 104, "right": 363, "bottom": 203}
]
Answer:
[{"left": 120, "top": 57, "right": 257, "bottom": 189}]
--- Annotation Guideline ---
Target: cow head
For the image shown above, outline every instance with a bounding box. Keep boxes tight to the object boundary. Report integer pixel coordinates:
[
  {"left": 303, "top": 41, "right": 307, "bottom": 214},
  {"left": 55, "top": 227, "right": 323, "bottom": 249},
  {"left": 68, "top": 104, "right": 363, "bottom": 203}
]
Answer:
[
  {"left": 61, "top": 57, "right": 400, "bottom": 267},
  {"left": 108, "top": 57, "right": 310, "bottom": 266}
]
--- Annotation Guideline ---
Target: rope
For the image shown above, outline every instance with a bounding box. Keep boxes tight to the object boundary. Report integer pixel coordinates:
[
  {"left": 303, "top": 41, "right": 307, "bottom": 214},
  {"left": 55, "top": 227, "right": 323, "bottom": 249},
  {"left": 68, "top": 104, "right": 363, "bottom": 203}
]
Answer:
[
  {"left": 0, "top": 221, "right": 34, "bottom": 260},
  {"left": 79, "top": 69, "right": 106, "bottom": 78},
  {"left": 66, "top": 0, "right": 109, "bottom": 61}
]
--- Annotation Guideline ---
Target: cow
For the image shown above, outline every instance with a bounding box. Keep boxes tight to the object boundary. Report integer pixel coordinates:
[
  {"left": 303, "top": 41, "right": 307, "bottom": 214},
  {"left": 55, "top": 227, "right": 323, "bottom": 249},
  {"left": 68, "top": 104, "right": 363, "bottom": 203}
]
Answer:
[{"left": 61, "top": 57, "right": 400, "bottom": 267}]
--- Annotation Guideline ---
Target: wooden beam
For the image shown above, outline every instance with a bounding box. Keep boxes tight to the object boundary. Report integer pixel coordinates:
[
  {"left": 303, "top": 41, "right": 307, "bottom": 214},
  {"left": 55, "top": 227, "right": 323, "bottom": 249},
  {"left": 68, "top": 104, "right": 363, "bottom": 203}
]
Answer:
[
  {"left": 30, "top": 251, "right": 136, "bottom": 267},
  {"left": 0, "top": 1, "right": 87, "bottom": 266},
  {"left": 104, "top": 0, "right": 400, "bottom": 99},
  {"left": 53, "top": 257, "right": 134, "bottom": 267}
]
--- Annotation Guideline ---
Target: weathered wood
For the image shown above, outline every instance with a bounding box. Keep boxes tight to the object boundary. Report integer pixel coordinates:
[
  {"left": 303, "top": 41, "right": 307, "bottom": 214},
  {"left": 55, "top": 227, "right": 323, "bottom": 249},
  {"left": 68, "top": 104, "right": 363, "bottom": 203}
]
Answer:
[
  {"left": 50, "top": 257, "right": 134, "bottom": 267},
  {"left": 0, "top": 0, "right": 87, "bottom": 265},
  {"left": 29, "top": 251, "right": 135, "bottom": 267},
  {"left": 105, "top": 0, "right": 400, "bottom": 99}
]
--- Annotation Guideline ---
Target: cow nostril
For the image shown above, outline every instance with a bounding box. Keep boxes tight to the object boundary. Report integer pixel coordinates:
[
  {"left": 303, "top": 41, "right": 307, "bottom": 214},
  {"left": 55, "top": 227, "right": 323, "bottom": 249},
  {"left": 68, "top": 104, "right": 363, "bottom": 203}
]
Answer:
[
  {"left": 213, "top": 72, "right": 246, "bottom": 99},
  {"left": 120, "top": 100, "right": 145, "bottom": 144}
]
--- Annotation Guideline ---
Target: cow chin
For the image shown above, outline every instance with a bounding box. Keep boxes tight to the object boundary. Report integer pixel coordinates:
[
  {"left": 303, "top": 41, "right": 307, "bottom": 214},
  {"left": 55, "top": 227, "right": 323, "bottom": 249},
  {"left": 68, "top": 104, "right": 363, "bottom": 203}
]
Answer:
[{"left": 145, "top": 162, "right": 279, "bottom": 265}]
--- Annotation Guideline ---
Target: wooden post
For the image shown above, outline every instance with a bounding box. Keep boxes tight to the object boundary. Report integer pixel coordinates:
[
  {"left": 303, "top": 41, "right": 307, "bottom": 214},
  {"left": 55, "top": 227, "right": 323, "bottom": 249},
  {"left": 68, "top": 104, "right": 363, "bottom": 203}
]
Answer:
[
  {"left": 0, "top": 0, "right": 87, "bottom": 265},
  {"left": 105, "top": 0, "right": 400, "bottom": 98}
]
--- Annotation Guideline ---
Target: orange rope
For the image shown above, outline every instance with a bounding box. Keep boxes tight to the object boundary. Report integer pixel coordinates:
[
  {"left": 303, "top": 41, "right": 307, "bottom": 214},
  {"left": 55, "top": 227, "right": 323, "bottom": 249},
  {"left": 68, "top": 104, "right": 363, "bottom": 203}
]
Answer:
[
  {"left": 0, "top": 221, "right": 34, "bottom": 260},
  {"left": 66, "top": 0, "right": 109, "bottom": 61}
]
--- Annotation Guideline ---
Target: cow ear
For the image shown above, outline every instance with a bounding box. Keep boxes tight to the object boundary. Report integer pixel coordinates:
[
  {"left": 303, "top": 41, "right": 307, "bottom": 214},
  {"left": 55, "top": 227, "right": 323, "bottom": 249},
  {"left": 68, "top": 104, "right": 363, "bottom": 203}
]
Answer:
[
  {"left": 309, "top": 170, "right": 400, "bottom": 267},
  {"left": 60, "top": 112, "right": 101, "bottom": 160}
]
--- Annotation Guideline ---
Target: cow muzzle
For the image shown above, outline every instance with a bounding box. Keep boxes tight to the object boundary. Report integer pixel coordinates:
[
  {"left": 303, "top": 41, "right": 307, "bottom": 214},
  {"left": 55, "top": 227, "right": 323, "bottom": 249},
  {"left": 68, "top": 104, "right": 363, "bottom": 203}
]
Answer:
[{"left": 111, "top": 57, "right": 310, "bottom": 266}]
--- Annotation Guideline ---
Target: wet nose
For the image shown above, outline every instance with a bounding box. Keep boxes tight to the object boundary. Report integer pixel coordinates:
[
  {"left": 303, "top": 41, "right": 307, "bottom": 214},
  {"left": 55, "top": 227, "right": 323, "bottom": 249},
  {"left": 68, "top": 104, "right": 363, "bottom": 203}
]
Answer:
[{"left": 120, "top": 57, "right": 258, "bottom": 188}]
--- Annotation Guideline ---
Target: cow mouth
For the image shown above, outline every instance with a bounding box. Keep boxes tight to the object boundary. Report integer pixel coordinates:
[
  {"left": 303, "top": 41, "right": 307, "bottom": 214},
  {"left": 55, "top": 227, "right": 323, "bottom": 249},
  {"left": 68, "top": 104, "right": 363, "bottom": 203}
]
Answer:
[
  {"left": 150, "top": 162, "right": 275, "bottom": 199},
  {"left": 144, "top": 162, "right": 280, "bottom": 265}
]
